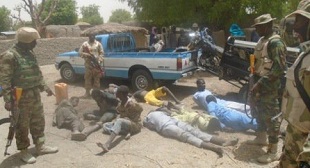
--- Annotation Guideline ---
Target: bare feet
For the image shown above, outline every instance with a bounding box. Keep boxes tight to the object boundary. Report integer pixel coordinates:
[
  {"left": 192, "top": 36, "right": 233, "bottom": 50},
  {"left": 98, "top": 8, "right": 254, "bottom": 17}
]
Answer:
[
  {"left": 124, "top": 133, "right": 131, "bottom": 140},
  {"left": 96, "top": 142, "right": 109, "bottom": 152},
  {"left": 214, "top": 147, "right": 224, "bottom": 158},
  {"left": 222, "top": 138, "right": 239, "bottom": 147},
  {"left": 71, "top": 132, "right": 87, "bottom": 141}
]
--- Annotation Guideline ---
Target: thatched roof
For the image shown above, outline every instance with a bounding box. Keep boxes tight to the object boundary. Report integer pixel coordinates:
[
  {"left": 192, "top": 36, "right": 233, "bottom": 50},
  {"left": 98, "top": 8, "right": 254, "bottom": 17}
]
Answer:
[
  {"left": 75, "top": 22, "right": 91, "bottom": 26},
  {"left": 81, "top": 23, "right": 148, "bottom": 36}
]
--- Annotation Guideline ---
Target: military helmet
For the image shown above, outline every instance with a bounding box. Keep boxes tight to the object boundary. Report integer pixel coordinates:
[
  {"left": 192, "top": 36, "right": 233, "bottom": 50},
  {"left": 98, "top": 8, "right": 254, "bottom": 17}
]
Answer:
[
  {"left": 16, "top": 27, "right": 40, "bottom": 43},
  {"left": 251, "top": 14, "right": 276, "bottom": 27},
  {"left": 192, "top": 23, "right": 198, "bottom": 28},
  {"left": 286, "top": 0, "right": 310, "bottom": 19}
]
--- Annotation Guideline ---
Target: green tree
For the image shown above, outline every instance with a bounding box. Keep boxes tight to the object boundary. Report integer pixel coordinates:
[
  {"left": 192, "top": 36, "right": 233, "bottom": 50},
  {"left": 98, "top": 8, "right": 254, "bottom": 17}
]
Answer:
[
  {"left": 42, "top": 0, "right": 78, "bottom": 25},
  {"left": 0, "top": 6, "right": 11, "bottom": 31},
  {"left": 15, "top": 0, "right": 59, "bottom": 35},
  {"left": 80, "top": 4, "right": 103, "bottom": 25},
  {"left": 119, "top": 0, "right": 300, "bottom": 31},
  {"left": 108, "top": 9, "right": 132, "bottom": 23}
]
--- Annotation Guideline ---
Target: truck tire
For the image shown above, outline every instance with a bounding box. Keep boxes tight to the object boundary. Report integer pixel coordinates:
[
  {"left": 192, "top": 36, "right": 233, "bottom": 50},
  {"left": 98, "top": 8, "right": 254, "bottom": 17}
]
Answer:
[
  {"left": 131, "top": 70, "right": 153, "bottom": 91},
  {"left": 60, "top": 63, "right": 77, "bottom": 83}
]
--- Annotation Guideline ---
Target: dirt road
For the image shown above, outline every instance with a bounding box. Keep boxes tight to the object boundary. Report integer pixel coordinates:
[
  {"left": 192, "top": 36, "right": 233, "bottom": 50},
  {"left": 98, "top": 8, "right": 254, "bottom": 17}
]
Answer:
[{"left": 0, "top": 65, "right": 282, "bottom": 168}]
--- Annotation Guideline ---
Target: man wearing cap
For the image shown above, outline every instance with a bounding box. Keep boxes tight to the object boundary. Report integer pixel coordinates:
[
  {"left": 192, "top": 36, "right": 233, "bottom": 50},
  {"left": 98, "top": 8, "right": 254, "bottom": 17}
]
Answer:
[
  {"left": 279, "top": 0, "right": 310, "bottom": 167},
  {"left": 0, "top": 27, "right": 58, "bottom": 164},
  {"left": 246, "top": 14, "right": 287, "bottom": 163}
]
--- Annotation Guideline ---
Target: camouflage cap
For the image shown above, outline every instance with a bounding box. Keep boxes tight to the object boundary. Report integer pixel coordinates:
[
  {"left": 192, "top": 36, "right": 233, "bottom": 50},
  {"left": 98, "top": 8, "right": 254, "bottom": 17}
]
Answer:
[
  {"left": 251, "top": 14, "right": 276, "bottom": 27},
  {"left": 286, "top": 0, "right": 310, "bottom": 19},
  {"left": 16, "top": 27, "right": 40, "bottom": 43}
]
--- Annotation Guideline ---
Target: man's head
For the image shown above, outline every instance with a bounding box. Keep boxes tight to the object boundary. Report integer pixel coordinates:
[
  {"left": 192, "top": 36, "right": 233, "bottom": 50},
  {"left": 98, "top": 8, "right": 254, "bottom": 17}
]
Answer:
[
  {"left": 116, "top": 85, "right": 129, "bottom": 101},
  {"left": 152, "top": 27, "right": 157, "bottom": 34},
  {"left": 15, "top": 27, "right": 40, "bottom": 50},
  {"left": 133, "top": 89, "right": 147, "bottom": 102},
  {"left": 69, "top": 96, "right": 80, "bottom": 107},
  {"left": 205, "top": 95, "right": 217, "bottom": 104},
  {"left": 192, "top": 23, "right": 199, "bottom": 31},
  {"left": 196, "top": 79, "right": 206, "bottom": 91},
  {"left": 91, "top": 89, "right": 103, "bottom": 101},
  {"left": 252, "top": 14, "right": 276, "bottom": 37},
  {"left": 286, "top": 0, "right": 310, "bottom": 43},
  {"left": 171, "top": 25, "right": 176, "bottom": 33},
  {"left": 88, "top": 34, "right": 96, "bottom": 43}
]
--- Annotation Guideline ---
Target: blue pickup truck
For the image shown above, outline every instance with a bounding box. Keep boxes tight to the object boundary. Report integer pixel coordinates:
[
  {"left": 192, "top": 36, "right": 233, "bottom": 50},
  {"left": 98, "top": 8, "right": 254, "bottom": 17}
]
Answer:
[{"left": 55, "top": 33, "right": 198, "bottom": 90}]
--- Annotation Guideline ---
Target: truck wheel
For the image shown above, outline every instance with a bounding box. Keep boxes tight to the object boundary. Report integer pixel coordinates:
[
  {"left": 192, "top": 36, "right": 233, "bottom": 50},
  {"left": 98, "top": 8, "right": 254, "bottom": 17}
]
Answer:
[
  {"left": 131, "top": 70, "right": 153, "bottom": 91},
  {"left": 60, "top": 63, "right": 77, "bottom": 83}
]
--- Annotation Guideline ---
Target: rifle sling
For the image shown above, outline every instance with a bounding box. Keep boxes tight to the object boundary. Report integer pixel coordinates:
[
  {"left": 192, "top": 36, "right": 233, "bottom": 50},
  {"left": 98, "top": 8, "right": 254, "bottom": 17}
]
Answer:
[
  {"left": 0, "top": 118, "right": 10, "bottom": 125},
  {"left": 294, "top": 53, "right": 310, "bottom": 111}
]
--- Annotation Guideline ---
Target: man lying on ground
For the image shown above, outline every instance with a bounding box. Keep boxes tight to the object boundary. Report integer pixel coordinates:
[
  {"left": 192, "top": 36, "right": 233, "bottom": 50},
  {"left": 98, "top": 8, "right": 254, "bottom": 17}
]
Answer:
[
  {"left": 133, "top": 86, "right": 181, "bottom": 107},
  {"left": 205, "top": 95, "right": 257, "bottom": 132},
  {"left": 143, "top": 107, "right": 239, "bottom": 157},
  {"left": 167, "top": 102, "right": 222, "bottom": 134},
  {"left": 97, "top": 85, "right": 143, "bottom": 152},
  {"left": 193, "top": 79, "right": 250, "bottom": 113}
]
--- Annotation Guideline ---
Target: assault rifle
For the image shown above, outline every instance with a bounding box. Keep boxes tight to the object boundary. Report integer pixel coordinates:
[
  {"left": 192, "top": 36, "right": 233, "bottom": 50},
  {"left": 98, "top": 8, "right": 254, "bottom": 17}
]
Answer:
[
  {"left": 4, "top": 87, "right": 22, "bottom": 156},
  {"left": 247, "top": 54, "right": 258, "bottom": 119},
  {"left": 83, "top": 46, "right": 104, "bottom": 76}
]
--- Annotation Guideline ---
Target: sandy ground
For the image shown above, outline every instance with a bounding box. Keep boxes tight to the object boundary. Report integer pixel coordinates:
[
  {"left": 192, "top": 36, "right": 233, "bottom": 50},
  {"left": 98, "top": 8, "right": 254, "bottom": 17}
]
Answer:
[{"left": 0, "top": 65, "right": 284, "bottom": 168}]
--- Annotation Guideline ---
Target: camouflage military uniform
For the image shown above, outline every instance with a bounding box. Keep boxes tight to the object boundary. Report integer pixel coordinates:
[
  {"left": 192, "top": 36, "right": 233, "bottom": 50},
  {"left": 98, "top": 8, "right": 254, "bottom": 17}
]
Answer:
[
  {"left": 278, "top": 1, "right": 310, "bottom": 167},
  {"left": 0, "top": 45, "right": 49, "bottom": 150},
  {"left": 79, "top": 39, "right": 104, "bottom": 92},
  {"left": 253, "top": 33, "right": 287, "bottom": 144},
  {"left": 279, "top": 32, "right": 310, "bottom": 168}
]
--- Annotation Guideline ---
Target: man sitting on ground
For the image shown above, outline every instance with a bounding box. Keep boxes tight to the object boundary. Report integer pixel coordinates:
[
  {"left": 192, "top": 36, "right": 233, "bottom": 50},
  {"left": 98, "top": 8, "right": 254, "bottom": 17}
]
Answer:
[
  {"left": 76, "top": 89, "right": 119, "bottom": 141},
  {"left": 97, "top": 85, "right": 143, "bottom": 152},
  {"left": 143, "top": 107, "right": 239, "bottom": 157},
  {"left": 133, "top": 86, "right": 181, "bottom": 107},
  {"left": 53, "top": 97, "right": 85, "bottom": 141},
  {"left": 205, "top": 95, "right": 257, "bottom": 132}
]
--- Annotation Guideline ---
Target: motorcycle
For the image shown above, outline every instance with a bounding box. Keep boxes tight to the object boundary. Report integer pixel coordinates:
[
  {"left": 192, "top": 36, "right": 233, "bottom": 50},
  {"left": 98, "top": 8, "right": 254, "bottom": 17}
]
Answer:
[{"left": 187, "top": 27, "right": 223, "bottom": 75}]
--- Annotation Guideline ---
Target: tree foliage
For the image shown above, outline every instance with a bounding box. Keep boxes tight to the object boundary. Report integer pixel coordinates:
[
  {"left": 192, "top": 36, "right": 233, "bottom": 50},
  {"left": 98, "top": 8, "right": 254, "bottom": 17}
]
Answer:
[
  {"left": 15, "top": 0, "right": 59, "bottom": 35},
  {"left": 109, "top": 9, "right": 132, "bottom": 23},
  {"left": 80, "top": 4, "right": 103, "bottom": 25},
  {"left": 0, "top": 6, "right": 11, "bottom": 31},
  {"left": 119, "top": 0, "right": 300, "bottom": 31},
  {"left": 42, "top": 0, "right": 78, "bottom": 25}
]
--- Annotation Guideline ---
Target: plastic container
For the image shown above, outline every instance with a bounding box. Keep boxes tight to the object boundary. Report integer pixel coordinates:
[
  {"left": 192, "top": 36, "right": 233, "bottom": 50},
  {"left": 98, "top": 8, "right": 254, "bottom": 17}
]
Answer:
[{"left": 54, "top": 83, "right": 68, "bottom": 104}]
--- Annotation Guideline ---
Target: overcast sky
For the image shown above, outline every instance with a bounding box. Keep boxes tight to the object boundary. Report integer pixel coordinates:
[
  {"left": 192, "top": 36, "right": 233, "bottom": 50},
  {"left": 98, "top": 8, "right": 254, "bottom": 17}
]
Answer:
[{"left": 0, "top": 0, "right": 133, "bottom": 22}]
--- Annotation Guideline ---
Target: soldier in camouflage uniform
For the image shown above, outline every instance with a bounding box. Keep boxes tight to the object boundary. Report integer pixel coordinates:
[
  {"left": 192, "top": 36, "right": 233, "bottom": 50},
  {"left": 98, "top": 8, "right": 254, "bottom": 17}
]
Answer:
[
  {"left": 0, "top": 27, "right": 58, "bottom": 164},
  {"left": 246, "top": 14, "right": 287, "bottom": 163},
  {"left": 79, "top": 34, "right": 104, "bottom": 98},
  {"left": 279, "top": 0, "right": 310, "bottom": 167}
]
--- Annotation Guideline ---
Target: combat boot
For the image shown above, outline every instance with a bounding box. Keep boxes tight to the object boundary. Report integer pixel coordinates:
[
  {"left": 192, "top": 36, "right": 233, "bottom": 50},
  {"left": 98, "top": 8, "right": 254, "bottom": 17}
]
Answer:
[
  {"left": 36, "top": 143, "right": 59, "bottom": 155},
  {"left": 257, "top": 143, "right": 279, "bottom": 163},
  {"left": 246, "top": 132, "right": 268, "bottom": 146},
  {"left": 20, "top": 149, "right": 36, "bottom": 164}
]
